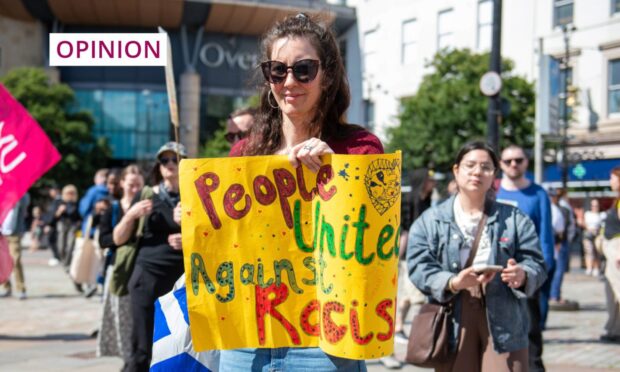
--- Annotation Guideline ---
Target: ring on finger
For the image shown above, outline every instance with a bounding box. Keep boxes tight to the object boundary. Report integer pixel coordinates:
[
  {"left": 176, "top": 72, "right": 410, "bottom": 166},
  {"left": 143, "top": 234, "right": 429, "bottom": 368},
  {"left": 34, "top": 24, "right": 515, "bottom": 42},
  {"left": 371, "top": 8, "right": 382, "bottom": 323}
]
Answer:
[{"left": 302, "top": 145, "right": 313, "bottom": 151}]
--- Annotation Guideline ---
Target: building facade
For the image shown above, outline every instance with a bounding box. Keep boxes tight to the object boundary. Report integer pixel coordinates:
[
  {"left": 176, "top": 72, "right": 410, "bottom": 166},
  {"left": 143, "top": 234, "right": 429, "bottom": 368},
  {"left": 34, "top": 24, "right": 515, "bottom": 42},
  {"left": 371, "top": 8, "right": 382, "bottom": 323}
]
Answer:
[
  {"left": 348, "top": 0, "right": 620, "bottom": 192},
  {"left": 0, "top": 0, "right": 360, "bottom": 162}
]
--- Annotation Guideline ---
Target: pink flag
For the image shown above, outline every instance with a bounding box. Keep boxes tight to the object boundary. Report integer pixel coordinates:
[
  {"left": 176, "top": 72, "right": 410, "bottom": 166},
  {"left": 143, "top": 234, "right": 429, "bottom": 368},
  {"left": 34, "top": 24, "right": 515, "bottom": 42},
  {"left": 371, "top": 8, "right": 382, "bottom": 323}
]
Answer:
[{"left": 0, "top": 84, "right": 61, "bottom": 222}]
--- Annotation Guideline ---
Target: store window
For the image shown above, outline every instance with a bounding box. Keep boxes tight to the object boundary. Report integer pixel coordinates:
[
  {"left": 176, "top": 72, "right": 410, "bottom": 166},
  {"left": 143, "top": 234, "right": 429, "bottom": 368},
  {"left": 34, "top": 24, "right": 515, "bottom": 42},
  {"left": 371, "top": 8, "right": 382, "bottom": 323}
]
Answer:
[
  {"left": 553, "top": 0, "right": 574, "bottom": 28},
  {"left": 73, "top": 89, "right": 170, "bottom": 160}
]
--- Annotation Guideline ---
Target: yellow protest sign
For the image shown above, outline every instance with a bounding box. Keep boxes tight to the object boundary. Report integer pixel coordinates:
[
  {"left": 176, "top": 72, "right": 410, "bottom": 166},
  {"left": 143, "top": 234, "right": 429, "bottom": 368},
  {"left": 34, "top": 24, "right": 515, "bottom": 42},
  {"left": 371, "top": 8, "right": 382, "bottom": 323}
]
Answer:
[{"left": 179, "top": 152, "right": 401, "bottom": 360}]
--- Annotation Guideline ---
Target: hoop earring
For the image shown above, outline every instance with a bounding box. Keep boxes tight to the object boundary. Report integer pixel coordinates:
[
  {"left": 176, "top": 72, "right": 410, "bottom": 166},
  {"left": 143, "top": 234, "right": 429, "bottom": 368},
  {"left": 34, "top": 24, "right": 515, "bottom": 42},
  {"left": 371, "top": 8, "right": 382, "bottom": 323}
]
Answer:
[{"left": 268, "top": 90, "right": 279, "bottom": 110}]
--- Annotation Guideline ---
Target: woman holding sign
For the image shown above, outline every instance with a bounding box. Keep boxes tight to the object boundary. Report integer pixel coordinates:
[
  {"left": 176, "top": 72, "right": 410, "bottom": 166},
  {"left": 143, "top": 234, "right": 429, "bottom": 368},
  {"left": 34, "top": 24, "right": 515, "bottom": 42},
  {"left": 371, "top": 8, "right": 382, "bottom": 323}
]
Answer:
[
  {"left": 222, "top": 13, "right": 383, "bottom": 371},
  {"left": 407, "top": 142, "right": 547, "bottom": 372}
]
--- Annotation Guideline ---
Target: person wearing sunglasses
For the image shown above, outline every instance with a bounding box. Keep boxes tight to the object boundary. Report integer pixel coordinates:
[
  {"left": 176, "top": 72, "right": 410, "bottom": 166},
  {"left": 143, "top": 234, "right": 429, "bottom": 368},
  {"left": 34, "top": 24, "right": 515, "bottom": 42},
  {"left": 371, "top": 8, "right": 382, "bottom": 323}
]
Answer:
[
  {"left": 222, "top": 13, "right": 383, "bottom": 371},
  {"left": 226, "top": 107, "right": 257, "bottom": 144},
  {"left": 112, "top": 141, "right": 187, "bottom": 372},
  {"left": 496, "top": 144, "right": 554, "bottom": 372}
]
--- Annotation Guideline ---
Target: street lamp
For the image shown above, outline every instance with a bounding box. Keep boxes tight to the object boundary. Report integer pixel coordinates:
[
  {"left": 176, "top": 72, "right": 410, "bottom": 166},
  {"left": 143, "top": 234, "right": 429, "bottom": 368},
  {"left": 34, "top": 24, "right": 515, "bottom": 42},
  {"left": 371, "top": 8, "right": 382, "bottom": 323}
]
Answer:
[{"left": 560, "top": 24, "right": 576, "bottom": 191}]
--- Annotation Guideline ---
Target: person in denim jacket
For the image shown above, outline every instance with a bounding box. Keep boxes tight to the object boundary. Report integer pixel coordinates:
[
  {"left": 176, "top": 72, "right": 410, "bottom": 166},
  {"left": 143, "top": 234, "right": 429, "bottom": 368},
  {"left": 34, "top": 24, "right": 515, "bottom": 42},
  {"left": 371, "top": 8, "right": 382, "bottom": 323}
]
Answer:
[{"left": 407, "top": 141, "right": 547, "bottom": 372}]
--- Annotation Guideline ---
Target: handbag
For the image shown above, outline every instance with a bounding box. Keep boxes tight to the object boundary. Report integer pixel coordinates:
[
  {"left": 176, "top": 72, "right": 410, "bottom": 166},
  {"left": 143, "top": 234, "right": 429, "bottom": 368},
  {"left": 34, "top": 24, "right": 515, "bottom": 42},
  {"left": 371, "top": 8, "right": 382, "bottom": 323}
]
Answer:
[
  {"left": 0, "top": 236, "right": 14, "bottom": 284},
  {"left": 109, "top": 186, "right": 153, "bottom": 296},
  {"left": 69, "top": 216, "right": 102, "bottom": 284},
  {"left": 405, "top": 214, "right": 487, "bottom": 367}
]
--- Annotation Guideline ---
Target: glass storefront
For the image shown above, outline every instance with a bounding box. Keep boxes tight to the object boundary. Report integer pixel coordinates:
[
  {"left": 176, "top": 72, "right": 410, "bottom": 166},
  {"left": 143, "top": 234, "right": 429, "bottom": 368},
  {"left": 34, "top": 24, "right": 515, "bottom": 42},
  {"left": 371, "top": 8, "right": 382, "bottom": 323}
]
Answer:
[{"left": 73, "top": 89, "right": 171, "bottom": 160}]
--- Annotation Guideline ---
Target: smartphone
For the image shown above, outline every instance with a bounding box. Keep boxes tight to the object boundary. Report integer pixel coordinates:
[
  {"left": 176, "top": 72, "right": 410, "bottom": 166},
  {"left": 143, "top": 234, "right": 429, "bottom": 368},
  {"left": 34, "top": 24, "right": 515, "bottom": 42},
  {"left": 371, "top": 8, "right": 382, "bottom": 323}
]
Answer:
[{"left": 473, "top": 264, "right": 504, "bottom": 274}]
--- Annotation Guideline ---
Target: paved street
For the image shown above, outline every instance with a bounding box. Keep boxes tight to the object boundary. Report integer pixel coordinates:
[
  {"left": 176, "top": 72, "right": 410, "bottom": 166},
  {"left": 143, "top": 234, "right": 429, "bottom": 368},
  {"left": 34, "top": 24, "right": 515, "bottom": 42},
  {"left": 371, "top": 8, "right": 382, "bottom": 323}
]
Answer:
[{"left": 1, "top": 249, "right": 619, "bottom": 371}]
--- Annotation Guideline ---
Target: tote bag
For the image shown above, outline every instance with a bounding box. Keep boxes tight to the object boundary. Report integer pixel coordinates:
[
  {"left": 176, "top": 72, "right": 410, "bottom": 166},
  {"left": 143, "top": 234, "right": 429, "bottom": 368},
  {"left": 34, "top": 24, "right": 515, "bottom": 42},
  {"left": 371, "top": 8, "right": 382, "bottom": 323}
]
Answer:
[{"left": 69, "top": 217, "right": 102, "bottom": 284}]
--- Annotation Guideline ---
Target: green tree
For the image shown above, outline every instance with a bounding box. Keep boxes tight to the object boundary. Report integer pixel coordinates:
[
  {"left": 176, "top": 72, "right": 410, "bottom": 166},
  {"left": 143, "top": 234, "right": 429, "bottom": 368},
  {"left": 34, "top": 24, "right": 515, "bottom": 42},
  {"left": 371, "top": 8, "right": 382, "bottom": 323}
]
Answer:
[
  {"left": 1, "top": 67, "right": 111, "bottom": 198},
  {"left": 200, "top": 119, "right": 231, "bottom": 158},
  {"left": 387, "top": 49, "right": 535, "bottom": 172}
]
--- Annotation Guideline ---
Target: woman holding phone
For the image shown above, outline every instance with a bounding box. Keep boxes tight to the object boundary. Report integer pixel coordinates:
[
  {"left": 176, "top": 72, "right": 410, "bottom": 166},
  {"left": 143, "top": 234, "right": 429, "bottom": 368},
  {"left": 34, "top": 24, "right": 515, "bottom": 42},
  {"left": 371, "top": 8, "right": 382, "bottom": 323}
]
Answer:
[{"left": 407, "top": 141, "right": 547, "bottom": 371}]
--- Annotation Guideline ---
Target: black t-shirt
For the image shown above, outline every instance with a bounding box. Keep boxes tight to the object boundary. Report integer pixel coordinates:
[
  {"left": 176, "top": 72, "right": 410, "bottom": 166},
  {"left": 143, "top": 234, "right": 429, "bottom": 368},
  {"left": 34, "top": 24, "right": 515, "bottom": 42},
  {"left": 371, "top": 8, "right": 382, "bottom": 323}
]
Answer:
[
  {"left": 604, "top": 201, "right": 620, "bottom": 240},
  {"left": 98, "top": 201, "right": 123, "bottom": 250},
  {"left": 134, "top": 188, "right": 184, "bottom": 278}
]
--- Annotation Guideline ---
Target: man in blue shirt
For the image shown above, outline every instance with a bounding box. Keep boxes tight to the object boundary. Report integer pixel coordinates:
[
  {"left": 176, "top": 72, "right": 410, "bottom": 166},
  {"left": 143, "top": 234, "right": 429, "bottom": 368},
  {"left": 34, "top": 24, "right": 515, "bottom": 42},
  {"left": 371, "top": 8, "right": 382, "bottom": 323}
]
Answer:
[
  {"left": 496, "top": 144, "right": 554, "bottom": 372},
  {"left": 78, "top": 168, "right": 109, "bottom": 237}
]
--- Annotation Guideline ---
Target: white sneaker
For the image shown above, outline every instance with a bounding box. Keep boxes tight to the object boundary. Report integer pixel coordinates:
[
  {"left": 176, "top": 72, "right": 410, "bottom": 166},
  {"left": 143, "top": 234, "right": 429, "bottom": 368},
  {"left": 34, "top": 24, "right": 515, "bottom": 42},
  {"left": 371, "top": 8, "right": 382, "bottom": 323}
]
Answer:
[
  {"left": 48, "top": 258, "right": 60, "bottom": 266},
  {"left": 380, "top": 355, "right": 403, "bottom": 369},
  {"left": 394, "top": 331, "right": 409, "bottom": 344},
  {"left": 592, "top": 268, "right": 600, "bottom": 277}
]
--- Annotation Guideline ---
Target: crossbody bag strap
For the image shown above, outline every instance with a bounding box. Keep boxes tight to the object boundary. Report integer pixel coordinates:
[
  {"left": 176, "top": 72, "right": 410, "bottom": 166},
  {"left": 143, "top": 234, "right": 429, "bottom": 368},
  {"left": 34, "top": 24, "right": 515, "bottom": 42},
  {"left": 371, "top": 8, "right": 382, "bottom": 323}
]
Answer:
[{"left": 465, "top": 214, "right": 488, "bottom": 268}]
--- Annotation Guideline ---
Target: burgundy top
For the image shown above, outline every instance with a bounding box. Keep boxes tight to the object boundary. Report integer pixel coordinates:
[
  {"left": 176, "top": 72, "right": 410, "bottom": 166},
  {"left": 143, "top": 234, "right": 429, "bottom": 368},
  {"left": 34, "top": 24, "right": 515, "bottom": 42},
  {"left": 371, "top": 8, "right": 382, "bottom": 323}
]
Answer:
[{"left": 229, "top": 128, "right": 384, "bottom": 156}]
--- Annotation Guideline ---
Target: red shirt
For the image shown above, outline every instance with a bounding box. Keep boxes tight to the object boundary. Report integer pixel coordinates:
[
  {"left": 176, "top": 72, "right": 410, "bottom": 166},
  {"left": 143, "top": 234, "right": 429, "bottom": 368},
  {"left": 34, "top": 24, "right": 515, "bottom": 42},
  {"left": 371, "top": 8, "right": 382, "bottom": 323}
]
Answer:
[{"left": 229, "top": 128, "right": 384, "bottom": 156}]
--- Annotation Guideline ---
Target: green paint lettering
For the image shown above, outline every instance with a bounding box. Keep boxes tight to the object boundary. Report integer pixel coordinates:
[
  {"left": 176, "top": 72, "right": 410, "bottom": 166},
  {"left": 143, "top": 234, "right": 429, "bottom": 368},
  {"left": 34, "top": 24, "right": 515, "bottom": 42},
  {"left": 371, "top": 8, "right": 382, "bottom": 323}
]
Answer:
[
  {"left": 216, "top": 261, "right": 235, "bottom": 303},
  {"left": 294, "top": 199, "right": 313, "bottom": 252},
  {"left": 302, "top": 257, "right": 317, "bottom": 286},
  {"left": 190, "top": 252, "right": 215, "bottom": 296},
  {"left": 274, "top": 259, "right": 303, "bottom": 294},
  {"left": 319, "top": 256, "right": 333, "bottom": 294},
  {"left": 320, "top": 216, "right": 337, "bottom": 257},
  {"left": 353, "top": 204, "right": 374, "bottom": 265},
  {"left": 240, "top": 263, "right": 255, "bottom": 285},
  {"left": 377, "top": 224, "right": 395, "bottom": 260},
  {"left": 339, "top": 215, "right": 353, "bottom": 260}
]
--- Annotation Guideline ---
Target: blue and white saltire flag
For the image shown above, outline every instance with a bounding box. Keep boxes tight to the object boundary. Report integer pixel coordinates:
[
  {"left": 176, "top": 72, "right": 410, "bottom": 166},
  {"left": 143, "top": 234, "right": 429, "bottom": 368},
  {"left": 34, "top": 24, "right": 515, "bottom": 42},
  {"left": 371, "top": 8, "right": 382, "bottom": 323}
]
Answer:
[{"left": 151, "top": 274, "right": 219, "bottom": 371}]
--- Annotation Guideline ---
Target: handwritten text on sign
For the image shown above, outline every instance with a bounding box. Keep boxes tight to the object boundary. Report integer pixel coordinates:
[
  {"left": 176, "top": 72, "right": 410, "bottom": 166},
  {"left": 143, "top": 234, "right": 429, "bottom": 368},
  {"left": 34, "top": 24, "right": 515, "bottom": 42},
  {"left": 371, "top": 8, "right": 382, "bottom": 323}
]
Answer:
[{"left": 180, "top": 153, "right": 401, "bottom": 359}]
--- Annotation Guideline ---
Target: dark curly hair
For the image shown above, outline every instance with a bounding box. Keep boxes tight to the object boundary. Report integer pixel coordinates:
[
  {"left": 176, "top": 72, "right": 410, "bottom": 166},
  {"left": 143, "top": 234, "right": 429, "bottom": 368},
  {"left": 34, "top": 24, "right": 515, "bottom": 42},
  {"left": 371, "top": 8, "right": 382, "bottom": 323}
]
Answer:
[{"left": 242, "top": 13, "right": 358, "bottom": 155}]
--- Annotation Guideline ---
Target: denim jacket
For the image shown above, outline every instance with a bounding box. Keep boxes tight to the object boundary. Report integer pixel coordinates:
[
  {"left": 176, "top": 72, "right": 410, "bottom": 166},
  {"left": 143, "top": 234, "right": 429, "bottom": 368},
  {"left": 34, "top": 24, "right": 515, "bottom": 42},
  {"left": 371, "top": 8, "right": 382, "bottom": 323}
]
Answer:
[{"left": 406, "top": 195, "right": 547, "bottom": 353}]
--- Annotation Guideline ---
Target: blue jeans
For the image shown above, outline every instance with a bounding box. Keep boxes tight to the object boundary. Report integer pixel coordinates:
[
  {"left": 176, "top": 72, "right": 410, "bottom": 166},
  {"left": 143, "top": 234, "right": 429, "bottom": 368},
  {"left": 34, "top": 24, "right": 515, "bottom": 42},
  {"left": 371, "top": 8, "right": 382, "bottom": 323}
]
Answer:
[
  {"left": 219, "top": 348, "right": 367, "bottom": 372},
  {"left": 550, "top": 241, "right": 569, "bottom": 300},
  {"left": 539, "top": 263, "right": 555, "bottom": 330}
]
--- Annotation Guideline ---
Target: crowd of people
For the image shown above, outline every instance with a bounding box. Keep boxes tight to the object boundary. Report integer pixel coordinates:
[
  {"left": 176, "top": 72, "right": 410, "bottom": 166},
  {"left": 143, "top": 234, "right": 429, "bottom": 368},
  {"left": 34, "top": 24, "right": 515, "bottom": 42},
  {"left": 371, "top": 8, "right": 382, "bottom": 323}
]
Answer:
[{"left": 1, "top": 12, "right": 620, "bottom": 372}]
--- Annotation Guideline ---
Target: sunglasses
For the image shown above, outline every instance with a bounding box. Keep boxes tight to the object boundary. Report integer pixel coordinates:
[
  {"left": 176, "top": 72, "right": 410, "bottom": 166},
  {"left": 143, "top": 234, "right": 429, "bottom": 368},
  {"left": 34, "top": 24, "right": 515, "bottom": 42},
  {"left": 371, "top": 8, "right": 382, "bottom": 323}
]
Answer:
[
  {"left": 159, "top": 156, "right": 178, "bottom": 166},
  {"left": 501, "top": 157, "right": 525, "bottom": 166},
  {"left": 260, "top": 59, "right": 320, "bottom": 84},
  {"left": 225, "top": 131, "right": 248, "bottom": 144}
]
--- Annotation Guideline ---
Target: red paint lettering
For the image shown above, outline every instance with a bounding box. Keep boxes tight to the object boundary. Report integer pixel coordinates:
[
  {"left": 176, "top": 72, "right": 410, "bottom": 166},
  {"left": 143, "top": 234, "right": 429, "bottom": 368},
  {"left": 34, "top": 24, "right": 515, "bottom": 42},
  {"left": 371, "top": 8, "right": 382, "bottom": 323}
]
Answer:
[
  {"left": 253, "top": 175, "right": 277, "bottom": 205},
  {"left": 194, "top": 172, "right": 222, "bottom": 229},
  {"left": 375, "top": 299, "right": 395, "bottom": 341},
  {"left": 322, "top": 301, "right": 347, "bottom": 344},
  {"left": 272, "top": 168, "right": 296, "bottom": 228},
  {"left": 296, "top": 166, "right": 316, "bottom": 201},
  {"left": 316, "top": 165, "right": 336, "bottom": 201},
  {"left": 223, "top": 183, "right": 251, "bottom": 220},
  {"left": 350, "top": 301, "right": 373, "bottom": 345},
  {"left": 300, "top": 300, "right": 321, "bottom": 337},
  {"left": 255, "top": 283, "right": 300, "bottom": 345}
]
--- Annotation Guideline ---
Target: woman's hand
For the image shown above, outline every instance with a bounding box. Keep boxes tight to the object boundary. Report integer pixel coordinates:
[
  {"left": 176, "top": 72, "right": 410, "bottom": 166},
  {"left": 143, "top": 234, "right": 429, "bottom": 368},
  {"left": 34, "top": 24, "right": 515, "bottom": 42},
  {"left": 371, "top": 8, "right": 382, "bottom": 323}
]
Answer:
[
  {"left": 501, "top": 258, "right": 527, "bottom": 288},
  {"left": 125, "top": 199, "right": 153, "bottom": 221},
  {"left": 168, "top": 233, "right": 182, "bottom": 250},
  {"left": 289, "top": 138, "right": 335, "bottom": 173},
  {"left": 173, "top": 203, "right": 182, "bottom": 225},
  {"left": 55, "top": 204, "right": 66, "bottom": 217},
  {"left": 451, "top": 267, "right": 496, "bottom": 291}
]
